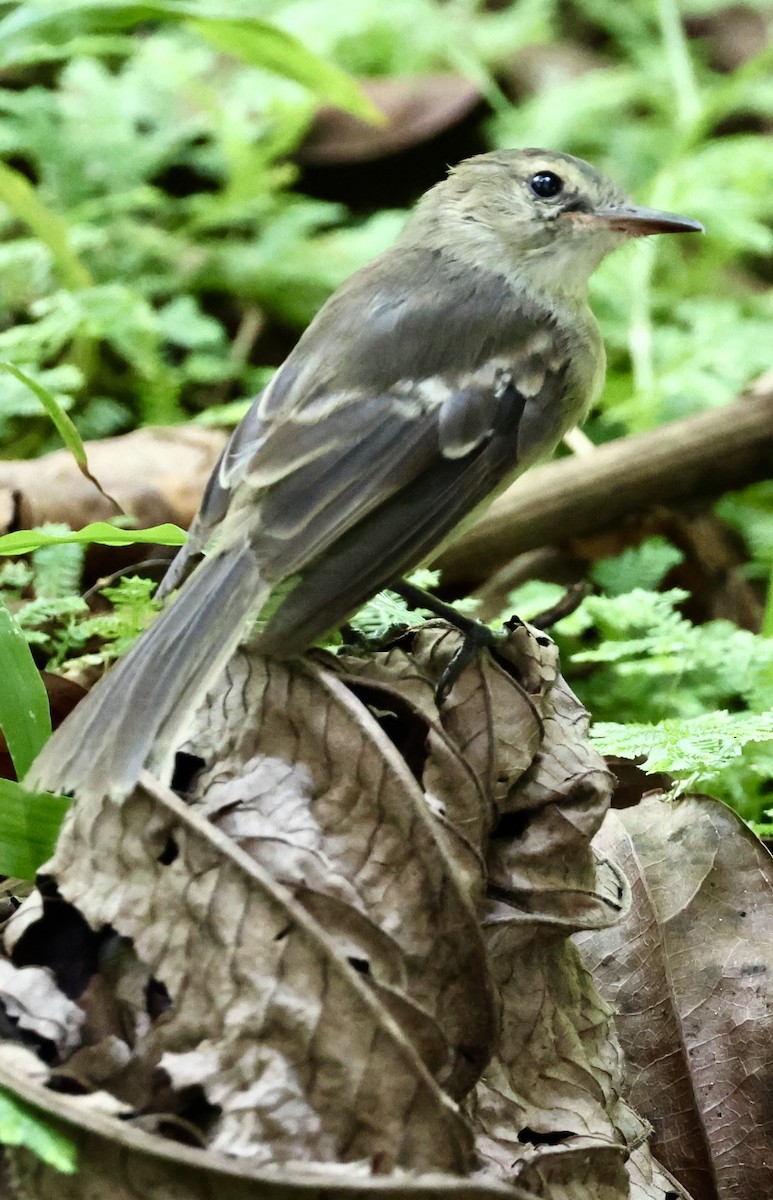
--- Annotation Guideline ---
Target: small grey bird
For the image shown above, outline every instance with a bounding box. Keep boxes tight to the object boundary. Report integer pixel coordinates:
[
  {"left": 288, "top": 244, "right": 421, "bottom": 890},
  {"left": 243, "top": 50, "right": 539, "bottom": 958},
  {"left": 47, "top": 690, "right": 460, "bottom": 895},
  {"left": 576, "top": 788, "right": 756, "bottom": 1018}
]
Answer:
[{"left": 27, "top": 149, "right": 702, "bottom": 799}]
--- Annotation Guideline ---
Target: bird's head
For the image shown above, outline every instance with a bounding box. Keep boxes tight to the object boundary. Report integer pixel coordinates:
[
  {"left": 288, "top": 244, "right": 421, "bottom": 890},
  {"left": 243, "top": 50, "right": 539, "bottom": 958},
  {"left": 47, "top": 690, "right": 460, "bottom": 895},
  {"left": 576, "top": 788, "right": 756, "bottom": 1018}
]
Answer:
[{"left": 411, "top": 148, "right": 703, "bottom": 300}]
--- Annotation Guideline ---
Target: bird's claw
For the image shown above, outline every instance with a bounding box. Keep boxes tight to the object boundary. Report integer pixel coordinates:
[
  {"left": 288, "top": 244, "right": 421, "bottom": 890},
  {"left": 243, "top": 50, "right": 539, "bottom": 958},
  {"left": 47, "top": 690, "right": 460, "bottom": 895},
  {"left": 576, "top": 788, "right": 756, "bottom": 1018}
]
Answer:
[{"left": 435, "top": 622, "right": 504, "bottom": 705}]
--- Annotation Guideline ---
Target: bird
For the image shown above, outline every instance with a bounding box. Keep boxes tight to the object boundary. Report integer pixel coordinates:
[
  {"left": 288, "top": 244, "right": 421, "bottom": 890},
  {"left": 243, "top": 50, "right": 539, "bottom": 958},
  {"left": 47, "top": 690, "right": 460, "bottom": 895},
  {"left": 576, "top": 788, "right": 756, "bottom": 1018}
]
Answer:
[{"left": 25, "top": 148, "right": 702, "bottom": 800}]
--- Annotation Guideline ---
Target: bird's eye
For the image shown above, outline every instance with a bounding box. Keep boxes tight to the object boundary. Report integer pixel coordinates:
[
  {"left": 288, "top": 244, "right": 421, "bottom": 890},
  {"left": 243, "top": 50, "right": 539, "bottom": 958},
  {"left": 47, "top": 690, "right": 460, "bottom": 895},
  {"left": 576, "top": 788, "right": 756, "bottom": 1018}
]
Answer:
[{"left": 530, "top": 171, "right": 564, "bottom": 199}]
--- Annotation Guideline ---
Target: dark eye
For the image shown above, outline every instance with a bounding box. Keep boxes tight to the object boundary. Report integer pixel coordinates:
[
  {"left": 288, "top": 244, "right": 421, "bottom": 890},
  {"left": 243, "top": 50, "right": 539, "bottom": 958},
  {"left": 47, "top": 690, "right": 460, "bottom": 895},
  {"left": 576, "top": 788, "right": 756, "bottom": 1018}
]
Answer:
[{"left": 530, "top": 171, "right": 563, "bottom": 199}]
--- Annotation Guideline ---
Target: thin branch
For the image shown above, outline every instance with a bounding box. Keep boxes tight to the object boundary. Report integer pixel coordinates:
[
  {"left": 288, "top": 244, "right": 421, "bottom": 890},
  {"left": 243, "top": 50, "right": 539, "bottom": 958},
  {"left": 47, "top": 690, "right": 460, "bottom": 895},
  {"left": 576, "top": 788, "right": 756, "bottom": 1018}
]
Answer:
[{"left": 436, "top": 388, "right": 773, "bottom": 585}]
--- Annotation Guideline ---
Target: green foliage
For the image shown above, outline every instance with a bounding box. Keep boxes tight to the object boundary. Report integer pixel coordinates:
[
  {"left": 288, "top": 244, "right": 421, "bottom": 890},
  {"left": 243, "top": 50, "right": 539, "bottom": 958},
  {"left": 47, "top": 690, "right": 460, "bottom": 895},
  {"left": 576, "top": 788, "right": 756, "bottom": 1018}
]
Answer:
[
  {"left": 0, "top": 778, "right": 71, "bottom": 879},
  {"left": 29, "top": 528, "right": 85, "bottom": 599},
  {"left": 260, "top": 0, "right": 550, "bottom": 100},
  {"left": 717, "top": 483, "right": 773, "bottom": 581},
  {"left": 0, "top": 2, "right": 379, "bottom": 119},
  {"left": 344, "top": 569, "right": 479, "bottom": 644},
  {"left": 0, "top": 1087, "right": 77, "bottom": 1173},
  {"left": 11, "top": 573, "right": 161, "bottom": 673},
  {"left": 345, "top": 569, "right": 440, "bottom": 642},
  {"left": 52, "top": 575, "right": 161, "bottom": 670},
  {"left": 504, "top": 539, "right": 773, "bottom": 822},
  {"left": 590, "top": 714, "right": 773, "bottom": 808},
  {"left": 717, "top": 482, "right": 773, "bottom": 636},
  {"left": 1, "top": 0, "right": 768, "bottom": 465},
  {"left": 0, "top": 592, "right": 68, "bottom": 885},
  {"left": 566, "top": 591, "right": 773, "bottom": 723},
  {"left": 0, "top": 2, "right": 770, "bottom": 841},
  {"left": 0, "top": 529, "right": 164, "bottom": 745},
  {"left": 489, "top": 0, "right": 773, "bottom": 438},
  {"left": 0, "top": 5, "right": 399, "bottom": 455},
  {"left": 0, "top": 598, "right": 51, "bottom": 777},
  {"left": 0, "top": 521, "right": 186, "bottom": 556},
  {"left": 591, "top": 535, "right": 684, "bottom": 596},
  {"left": 0, "top": 359, "right": 119, "bottom": 506}
]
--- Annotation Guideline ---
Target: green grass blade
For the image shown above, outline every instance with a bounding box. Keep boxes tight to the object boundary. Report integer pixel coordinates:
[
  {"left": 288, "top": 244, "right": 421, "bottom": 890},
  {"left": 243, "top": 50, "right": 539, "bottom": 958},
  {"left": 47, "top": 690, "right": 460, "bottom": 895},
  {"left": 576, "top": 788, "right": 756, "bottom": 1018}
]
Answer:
[
  {"left": 0, "top": 1088, "right": 77, "bottom": 1173},
  {"left": 0, "top": 779, "right": 70, "bottom": 880},
  {"left": 0, "top": 602, "right": 51, "bottom": 780},
  {"left": 0, "top": 162, "right": 91, "bottom": 290},
  {"left": 0, "top": 362, "right": 121, "bottom": 511},
  {"left": 0, "top": 522, "right": 187, "bottom": 556},
  {"left": 188, "top": 18, "right": 381, "bottom": 121},
  {"left": 762, "top": 563, "right": 773, "bottom": 640}
]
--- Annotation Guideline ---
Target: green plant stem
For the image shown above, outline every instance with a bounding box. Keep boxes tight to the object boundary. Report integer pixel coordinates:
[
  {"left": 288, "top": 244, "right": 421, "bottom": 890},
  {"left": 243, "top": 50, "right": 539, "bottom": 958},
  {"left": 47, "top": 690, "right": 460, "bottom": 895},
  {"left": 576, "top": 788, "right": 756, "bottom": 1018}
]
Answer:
[
  {"left": 0, "top": 163, "right": 92, "bottom": 291},
  {"left": 627, "top": 240, "right": 657, "bottom": 417},
  {"left": 656, "top": 0, "right": 700, "bottom": 130},
  {"left": 762, "top": 564, "right": 773, "bottom": 640},
  {"left": 0, "top": 362, "right": 121, "bottom": 511},
  {"left": 0, "top": 163, "right": 97, "bottom": 387},
  {"left": 627, "top": 0, "right": 704, "bottom": 422}
]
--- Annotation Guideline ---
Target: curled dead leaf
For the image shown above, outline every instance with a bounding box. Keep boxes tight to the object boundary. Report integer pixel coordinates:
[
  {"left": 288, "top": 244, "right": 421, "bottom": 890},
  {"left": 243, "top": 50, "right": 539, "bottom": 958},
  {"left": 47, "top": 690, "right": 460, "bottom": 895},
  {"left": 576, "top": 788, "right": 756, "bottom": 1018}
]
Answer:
[
  {"left": 0, "top": 621, "right": 712, "bottom": 1198},
  {"left": 298, "top": 76, "right": 481, "bottom": 165},
  {"left": 576, "top": 796, "right": 773, "bottom": 1199},
  {"left": 0, "top": 426, "right": 226, "bottom": 539}
]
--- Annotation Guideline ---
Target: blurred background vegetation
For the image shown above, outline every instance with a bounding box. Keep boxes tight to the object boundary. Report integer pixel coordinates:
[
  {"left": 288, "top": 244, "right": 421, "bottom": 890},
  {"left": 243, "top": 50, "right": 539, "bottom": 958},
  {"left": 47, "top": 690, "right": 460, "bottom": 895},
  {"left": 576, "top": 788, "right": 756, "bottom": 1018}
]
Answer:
[{"left": 0, "top": 0, "right": 772, "bottom": 826}]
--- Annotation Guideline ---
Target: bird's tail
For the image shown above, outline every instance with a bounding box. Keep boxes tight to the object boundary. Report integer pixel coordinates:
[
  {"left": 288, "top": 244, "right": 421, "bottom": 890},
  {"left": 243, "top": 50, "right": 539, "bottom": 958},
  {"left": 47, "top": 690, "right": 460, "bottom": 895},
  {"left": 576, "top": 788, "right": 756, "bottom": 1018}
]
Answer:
[{"left": 25, "top": 547, "right": 266, "bottom": 801}]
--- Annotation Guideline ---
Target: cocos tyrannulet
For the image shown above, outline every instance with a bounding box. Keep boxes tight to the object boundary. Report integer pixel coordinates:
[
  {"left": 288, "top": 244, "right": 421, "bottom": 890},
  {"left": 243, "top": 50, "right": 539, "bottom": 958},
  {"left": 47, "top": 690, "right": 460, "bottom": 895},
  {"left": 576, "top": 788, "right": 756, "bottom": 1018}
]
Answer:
[{"left": 28, "top": 149, "right": 701, "bottom": 798}]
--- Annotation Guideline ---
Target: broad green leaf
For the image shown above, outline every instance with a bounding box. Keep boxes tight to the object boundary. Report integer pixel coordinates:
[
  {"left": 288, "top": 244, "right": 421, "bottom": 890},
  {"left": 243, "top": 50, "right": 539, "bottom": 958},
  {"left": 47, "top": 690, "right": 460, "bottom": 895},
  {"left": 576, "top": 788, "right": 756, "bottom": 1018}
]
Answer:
[
  {"left": 188, "top": 19, "right": 381, "bottom": 121},
  {"left": 0, "top": 362, "right": 120, "bottom": 511},
  {"left": 0, "top": 523, "right": 187, "bottom": 556},
  {"left": 0, "top": 163, "right": 91, "bottom": 291},
  {"left": 0, "top": 1087, "right": 77, "bottom": 1173},
  {"left": 0, "top": 3, "right": 380, "bottom": 119},
  {"left": 0, "top": 602, "right": 51, "bottom": 779},
  {"left": 0, "top": 779, "right": 69, "bottom": 880}
]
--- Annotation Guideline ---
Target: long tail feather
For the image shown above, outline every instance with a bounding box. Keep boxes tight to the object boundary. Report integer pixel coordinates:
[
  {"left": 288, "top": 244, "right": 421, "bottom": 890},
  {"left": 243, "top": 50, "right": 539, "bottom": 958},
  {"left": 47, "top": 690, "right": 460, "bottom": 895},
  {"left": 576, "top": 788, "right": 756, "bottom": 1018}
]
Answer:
[{"left": 25, "top": 547, "right": 266, "bottom": 800}]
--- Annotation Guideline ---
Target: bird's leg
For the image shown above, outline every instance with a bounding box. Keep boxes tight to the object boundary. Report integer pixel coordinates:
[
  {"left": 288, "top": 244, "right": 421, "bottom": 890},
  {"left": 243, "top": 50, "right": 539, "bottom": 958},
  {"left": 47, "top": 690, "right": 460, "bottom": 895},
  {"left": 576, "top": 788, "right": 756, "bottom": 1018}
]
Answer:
[
  {"left": 390, "top": 580, "right": 503, "bottom": 703},
  {"left": 391, "top": 580, "right": 483, "bottom": 637}
]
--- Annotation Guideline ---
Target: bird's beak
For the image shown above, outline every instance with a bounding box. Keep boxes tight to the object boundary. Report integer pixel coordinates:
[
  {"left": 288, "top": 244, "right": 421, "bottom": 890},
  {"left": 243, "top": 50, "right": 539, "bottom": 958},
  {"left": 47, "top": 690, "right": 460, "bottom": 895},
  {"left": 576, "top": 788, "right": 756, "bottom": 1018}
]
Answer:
[{"left": 584, "top": 203, "right": 704, "bottom": 237}]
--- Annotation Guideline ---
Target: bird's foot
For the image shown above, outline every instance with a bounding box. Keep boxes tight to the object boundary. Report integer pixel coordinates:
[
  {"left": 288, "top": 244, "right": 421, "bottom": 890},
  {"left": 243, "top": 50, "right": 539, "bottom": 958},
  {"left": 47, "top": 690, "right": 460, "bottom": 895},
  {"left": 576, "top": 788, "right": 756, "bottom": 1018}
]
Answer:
[
  {"left": 434, "top": 622, "right": 503, "bottom": 704},
  {"left": 390, "top": 580, "right": 504, "bottom": 704}
]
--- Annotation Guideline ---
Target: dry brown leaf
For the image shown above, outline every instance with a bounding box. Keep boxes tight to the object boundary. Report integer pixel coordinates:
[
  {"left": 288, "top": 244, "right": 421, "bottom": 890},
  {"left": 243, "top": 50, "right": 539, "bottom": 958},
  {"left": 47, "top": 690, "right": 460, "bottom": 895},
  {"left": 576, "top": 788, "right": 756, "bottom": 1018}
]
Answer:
[
  {"left": 625, "top": 1144, "right": 693, "bottom": 1200},
  {"left": 180, "top": 649, "right": 495, "bottom": 1101},
  {"left": 0, "top": 1049, "right": 535, "bottom": 1200},
  {"left": 0, "top": 621, "right": 708, "bottom": 1199},
  {"left": 511, "top": 1141, "right": 630, "bottom": 1200},
  {"left": 51, "top": 770, "right": 474, "bottom": 1172},
  {"left": 298, "top": 76, "right": 481, "bottom": 165},
  {"left": 0, "top": 426, "right": 226, "bottom": 535},
  {"left": 575, "top": 796, "right": 773, "bottom": 1199},
  {"left": 687, "top": 5, "right": 773, "bottom": 73},
  {"left": 0, "top": 962, "right": 83, "bottom": 1056}
]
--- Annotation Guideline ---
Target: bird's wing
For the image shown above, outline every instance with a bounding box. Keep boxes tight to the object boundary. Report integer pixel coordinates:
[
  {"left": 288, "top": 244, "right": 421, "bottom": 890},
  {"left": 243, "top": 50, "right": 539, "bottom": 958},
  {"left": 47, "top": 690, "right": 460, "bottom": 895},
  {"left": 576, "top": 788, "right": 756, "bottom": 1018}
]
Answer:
[
  {"left": 246, "top": 356, "right": 550, "bottom": 580},
  {"left": 158, "top": 247, "right": 572, "bottom": 596},
  {"left": 253, "top": 358, "right": 571, "bottom": 655}
]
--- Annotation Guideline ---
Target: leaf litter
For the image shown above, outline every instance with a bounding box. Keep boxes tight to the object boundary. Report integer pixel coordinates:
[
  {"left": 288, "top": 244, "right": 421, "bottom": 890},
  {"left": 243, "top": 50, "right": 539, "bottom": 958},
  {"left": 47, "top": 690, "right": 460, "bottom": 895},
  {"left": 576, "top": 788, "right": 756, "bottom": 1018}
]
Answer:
[{"left": 0, "top": 616, "right": 767, "bottom": 1198}]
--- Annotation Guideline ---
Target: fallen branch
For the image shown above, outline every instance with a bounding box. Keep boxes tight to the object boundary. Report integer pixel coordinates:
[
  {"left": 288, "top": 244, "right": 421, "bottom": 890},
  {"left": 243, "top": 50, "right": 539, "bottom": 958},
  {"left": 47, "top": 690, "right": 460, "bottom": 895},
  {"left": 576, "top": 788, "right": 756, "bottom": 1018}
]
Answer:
[
  {"left": 436, "top": 388, "right": 773, "bottom": 584},
  {"left": 0, "top": 426, "right": 226, "bottom": 535},
  {"left": 1, "top": 391, "right": 771, "bottom": 593}
]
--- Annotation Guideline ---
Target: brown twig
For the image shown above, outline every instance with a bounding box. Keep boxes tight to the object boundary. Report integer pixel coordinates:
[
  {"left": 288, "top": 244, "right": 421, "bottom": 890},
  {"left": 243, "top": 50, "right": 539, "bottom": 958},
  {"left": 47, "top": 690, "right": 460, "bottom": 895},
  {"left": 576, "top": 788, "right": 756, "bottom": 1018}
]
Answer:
[{"left": 436, "top": 388, "right": 773, "bottom": 585}]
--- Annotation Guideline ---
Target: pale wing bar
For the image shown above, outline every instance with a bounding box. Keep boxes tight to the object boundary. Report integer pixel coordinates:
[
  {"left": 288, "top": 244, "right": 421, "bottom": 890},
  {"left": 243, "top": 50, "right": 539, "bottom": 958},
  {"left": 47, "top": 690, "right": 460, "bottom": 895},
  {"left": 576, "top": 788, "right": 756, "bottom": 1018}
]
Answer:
[{"left": 255, "top": 367, "right": 568, "bottom": 656}]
